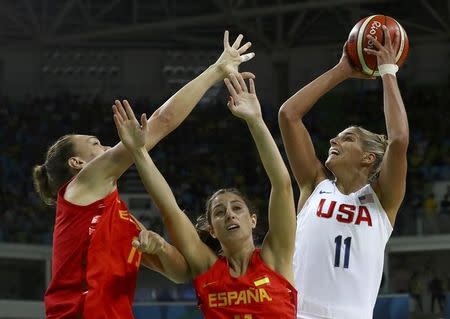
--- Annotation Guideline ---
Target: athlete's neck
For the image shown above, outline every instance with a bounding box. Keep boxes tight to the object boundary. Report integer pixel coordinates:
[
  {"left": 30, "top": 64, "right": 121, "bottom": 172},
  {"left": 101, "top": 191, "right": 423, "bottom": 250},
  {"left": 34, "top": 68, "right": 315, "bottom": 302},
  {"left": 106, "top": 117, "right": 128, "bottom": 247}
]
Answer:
[
  {"left": 223, "top": 238, "right": 255, "bottom": 278},
  {"left": 333, "top": 169, "right": 369, "bottom": 195}
]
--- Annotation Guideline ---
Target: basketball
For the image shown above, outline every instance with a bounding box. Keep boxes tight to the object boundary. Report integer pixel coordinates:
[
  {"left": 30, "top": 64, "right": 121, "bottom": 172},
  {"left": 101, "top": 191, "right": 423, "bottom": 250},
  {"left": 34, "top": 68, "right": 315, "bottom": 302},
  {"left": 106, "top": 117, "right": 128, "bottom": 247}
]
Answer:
[{"left": 346, "top": 15, "right": 409, "bottom": 76}]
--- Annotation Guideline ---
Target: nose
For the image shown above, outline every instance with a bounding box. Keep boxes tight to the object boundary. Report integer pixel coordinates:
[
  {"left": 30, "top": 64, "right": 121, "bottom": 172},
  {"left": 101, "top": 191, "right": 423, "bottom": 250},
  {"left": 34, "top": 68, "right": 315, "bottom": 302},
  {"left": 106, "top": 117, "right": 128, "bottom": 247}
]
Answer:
[
  {"left": 330, "top": 137, "right": 337, "bottom": 145},
  {"left": 225, "top": 206, "right": 237, "bottom": 219}
]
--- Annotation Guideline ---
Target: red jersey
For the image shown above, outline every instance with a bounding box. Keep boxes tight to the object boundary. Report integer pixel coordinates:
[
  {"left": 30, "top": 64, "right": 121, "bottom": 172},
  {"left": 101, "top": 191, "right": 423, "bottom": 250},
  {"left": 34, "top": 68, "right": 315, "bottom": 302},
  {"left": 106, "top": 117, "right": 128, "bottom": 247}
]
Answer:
[
  {"left": 193, "top": 249, "right": 297, "bottom": 319},
  {"left": 44, "top": 182, "right": 142, "bottom": 319}
]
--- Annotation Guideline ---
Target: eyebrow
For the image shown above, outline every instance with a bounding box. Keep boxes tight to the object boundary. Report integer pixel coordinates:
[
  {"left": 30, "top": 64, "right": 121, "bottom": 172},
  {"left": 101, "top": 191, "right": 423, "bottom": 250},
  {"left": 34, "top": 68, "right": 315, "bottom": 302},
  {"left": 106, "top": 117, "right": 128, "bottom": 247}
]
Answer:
[
  {"left": 212, "top": 200, "right": 243, "bottom": 210},
  {"left": 87, "top": 136, "right": 99, "bottom": 142},
  {"left": 340, "top": 132, "right": 356, "bottom": 138}
]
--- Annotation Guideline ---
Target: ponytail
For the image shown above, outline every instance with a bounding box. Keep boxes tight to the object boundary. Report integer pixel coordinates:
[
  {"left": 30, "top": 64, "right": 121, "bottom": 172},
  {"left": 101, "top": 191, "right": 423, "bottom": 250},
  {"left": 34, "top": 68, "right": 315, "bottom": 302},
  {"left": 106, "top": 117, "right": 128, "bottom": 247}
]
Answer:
[
  {"left": 32, "top": 164, "right": 55, "bottom": 205},
  {"left": 32, "top": 134, "right": 77, "bottom": 206}
]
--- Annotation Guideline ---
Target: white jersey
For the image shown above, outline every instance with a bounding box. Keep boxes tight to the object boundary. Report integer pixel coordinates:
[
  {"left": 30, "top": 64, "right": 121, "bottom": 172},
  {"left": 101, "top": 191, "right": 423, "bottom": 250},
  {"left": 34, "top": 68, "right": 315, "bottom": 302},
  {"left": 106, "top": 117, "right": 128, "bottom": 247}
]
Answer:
[{"left": 294, "top": 179, "right": 392, "bottom": 319}]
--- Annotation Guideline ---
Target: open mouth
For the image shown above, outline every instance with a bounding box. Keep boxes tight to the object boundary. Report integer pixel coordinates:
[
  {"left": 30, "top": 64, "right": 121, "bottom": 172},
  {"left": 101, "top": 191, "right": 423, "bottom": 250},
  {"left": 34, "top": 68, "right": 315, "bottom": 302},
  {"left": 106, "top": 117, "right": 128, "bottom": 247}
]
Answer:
[
  {"left": 329, "top": 148, "right": 340, "bottom": 156},
  {"left": 227, "top": 224, "right": 240, "bottom": 231}
]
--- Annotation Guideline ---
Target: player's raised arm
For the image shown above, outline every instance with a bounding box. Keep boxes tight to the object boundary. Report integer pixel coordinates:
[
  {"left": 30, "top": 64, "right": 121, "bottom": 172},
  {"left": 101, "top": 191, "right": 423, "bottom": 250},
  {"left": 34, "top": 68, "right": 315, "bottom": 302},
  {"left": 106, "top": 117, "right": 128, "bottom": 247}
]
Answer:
[
  {"left": 76, "top": 31, "right": 255, "bottom": 193},
  {"left": 112, "top": 100, "right": 217, "bottom": 277},
  {"left": 224, "top": 73, "right": 296, "bottom": 283},
  {"left": 365, "top": 26, "right": 409, "bottom": 224},
  {"left": 278, "top": 44, "right": 373, "bottom": 209}
]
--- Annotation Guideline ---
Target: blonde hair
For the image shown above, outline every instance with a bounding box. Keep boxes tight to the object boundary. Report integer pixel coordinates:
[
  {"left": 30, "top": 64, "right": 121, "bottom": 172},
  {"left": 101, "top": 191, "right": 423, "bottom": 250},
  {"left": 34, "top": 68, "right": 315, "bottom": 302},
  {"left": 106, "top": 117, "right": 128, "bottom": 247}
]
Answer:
[{"left": 347, "top": 126, "right": 388, "bottom": 182}]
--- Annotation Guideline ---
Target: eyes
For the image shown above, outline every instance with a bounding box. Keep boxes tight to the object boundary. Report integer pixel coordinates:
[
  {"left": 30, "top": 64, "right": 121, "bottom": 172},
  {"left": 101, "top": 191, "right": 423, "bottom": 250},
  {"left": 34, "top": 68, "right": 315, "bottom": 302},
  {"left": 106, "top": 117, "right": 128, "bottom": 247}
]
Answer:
[
  {"left": 213, "top": 205, "right": 243, "bottom": 217},
  {"left": 343, "top": 136, "right": 354, "bottom": 142}
]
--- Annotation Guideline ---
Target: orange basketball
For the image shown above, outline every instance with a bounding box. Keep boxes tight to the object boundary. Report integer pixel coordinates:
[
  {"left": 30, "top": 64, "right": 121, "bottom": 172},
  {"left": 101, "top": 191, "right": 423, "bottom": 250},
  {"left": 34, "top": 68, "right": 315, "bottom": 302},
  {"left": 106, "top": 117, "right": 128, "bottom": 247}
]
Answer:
[{"left": 345, "top": 15, "right": 409, "bottom": 76}]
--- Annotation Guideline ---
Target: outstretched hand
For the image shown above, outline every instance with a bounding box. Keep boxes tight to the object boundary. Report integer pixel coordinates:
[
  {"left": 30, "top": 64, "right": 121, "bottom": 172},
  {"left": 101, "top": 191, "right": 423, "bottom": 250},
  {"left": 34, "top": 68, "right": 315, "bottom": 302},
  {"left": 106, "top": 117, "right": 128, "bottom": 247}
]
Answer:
[
  {"left": 214, "top": 31, "right": 256, "bottom": 81},
  {"left": 364, "top": 25, "right": 399, "bottom": 66},
  {"left": 224, "top": 72, "right": 261, "bottom": 123},
  {"left": 112, "top": 100, "right": 148, "bottom": 151}
]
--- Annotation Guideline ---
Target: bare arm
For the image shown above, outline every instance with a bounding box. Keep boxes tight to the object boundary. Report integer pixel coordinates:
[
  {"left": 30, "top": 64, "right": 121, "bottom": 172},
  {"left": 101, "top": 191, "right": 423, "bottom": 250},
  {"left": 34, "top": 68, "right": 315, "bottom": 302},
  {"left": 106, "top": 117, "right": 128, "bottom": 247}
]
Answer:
[
  {"left": 224, "top": 73, "right": 296, "bottom": 282},
  {"left": 113, "top": 102, "right": 217, "bottom": 277},
  {"left": 71, "top": 32, "right": 255, "bottom": 202},
  {"left": 366, "top": 27, "right": 409, "bottom": 224},
  {"left": 134, "top": 230, "right": 191, "bottom": 283},
  {"left": 278, "top": 46, "right": 373, "bottom": 210}
]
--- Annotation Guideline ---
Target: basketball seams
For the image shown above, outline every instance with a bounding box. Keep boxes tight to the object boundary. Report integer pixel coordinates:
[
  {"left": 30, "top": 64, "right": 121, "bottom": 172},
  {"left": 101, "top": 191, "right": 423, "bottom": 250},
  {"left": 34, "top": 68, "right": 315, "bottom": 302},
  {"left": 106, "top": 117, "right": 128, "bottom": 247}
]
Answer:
[
  {"left": 394, "top": 20, "right": 406, "bottom": 63},
  {"left": 357, "top": 15, "right": 377, "bottom": 75}
]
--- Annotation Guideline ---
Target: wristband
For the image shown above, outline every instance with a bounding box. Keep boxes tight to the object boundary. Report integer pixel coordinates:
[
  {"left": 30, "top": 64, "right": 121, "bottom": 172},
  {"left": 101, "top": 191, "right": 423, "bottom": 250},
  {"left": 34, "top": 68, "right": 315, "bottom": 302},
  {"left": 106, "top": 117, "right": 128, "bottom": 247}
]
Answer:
[{"left": 378, "top": 64, "right": 399, "bottom": 77}]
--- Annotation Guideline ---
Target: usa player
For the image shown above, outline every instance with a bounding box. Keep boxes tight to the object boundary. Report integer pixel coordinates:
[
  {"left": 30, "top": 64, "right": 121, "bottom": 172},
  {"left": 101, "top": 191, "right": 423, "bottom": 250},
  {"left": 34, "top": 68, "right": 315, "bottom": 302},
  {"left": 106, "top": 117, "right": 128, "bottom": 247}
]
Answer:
[
  {"left": 114, "top": 72, "right": 297, "bottom": 318},
  {"left": 32, "top": 31, "right": 254, "bottom": 319},
  {"left": 278, "top": 27, "right": 408, "bottom": 318}
]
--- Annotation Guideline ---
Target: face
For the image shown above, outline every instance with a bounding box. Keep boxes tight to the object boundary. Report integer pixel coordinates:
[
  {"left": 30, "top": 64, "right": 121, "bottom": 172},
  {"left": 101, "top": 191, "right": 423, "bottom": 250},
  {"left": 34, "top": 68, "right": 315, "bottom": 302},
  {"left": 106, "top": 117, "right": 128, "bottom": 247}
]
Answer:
[
  {"left": 209, "top": 192, "right": 256, "bottom": 246},
  {"left": 69, "top": 135, "right": 110, "bottom": 169},
  {"left": 325, "top": 128, "right": 366, "bottom": 173}
]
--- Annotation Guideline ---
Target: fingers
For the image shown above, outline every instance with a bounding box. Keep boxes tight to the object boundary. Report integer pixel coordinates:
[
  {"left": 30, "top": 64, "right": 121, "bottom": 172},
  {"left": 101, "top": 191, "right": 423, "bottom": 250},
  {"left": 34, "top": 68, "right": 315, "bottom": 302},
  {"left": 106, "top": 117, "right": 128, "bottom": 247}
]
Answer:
[
  {"left": 237, "top": 41, "right": 252, "bottom": 54},
  {"left": 231, "top": 34, "right": 243, "bottom": 49},
  {"left": 223, "top": 30, "right": 230, "bottom": 49},
  {"left": 227, "top": 96, "right": 236, "bottom": 111},
  {"left": 140, "top": 113, "right": 148, "bottom": 130},
  {"left": 229, "top": 73, "right": 243, "bottom": 94},
  {"left": 393, "top": 30, "right": 400, "bottom": 54},
  {"left": 249, "top": 78, "right": 256, "bottom": 94},
  {"left": 134, "top": 230, "right": 164, "bottom": 254},
  {"left": 132, "top": 239, "right": 140, "bottom": 249},
  {"left": 382, "top": 25, "right": 392, "bottom": 50},
  {"left": 113, "top": 114, "right": 122, "bottom": 130},
  {"left": 366, "top": 34, "right": 383, "bottom": 50},
  {"left": 224, "top": 77, "right": 238, "bottom": 101},
  {"left": 240, "top": 52, "right": 255, "bottom": 63},
  {"left": 115, "top": 100, "right": 127, "bottom": 121},
  {"left": 241, "top": 72, "right": 255, "bottom": 79},
  {"left": 112, "top": 105, "right": 124, "bottom": 123},
  {"left": 236, "top": 73, "right": 248, "bottom": 92},
  {"left": 364, "top": 47, "right": 381, "bottom": 56},
  {"left": 139, "top": 230, "right": 148, "bottom": 248},
  {"left": 122, "top": 100, "right": 137, "bottom": 122}
]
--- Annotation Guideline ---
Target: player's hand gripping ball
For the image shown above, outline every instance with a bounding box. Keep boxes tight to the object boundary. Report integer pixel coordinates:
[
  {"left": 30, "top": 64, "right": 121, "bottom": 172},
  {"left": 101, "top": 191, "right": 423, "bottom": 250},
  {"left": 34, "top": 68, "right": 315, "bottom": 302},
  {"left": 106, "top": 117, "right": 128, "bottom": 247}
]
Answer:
[{"left": 346, "top": 15, "right": 409, "bottom": 76}]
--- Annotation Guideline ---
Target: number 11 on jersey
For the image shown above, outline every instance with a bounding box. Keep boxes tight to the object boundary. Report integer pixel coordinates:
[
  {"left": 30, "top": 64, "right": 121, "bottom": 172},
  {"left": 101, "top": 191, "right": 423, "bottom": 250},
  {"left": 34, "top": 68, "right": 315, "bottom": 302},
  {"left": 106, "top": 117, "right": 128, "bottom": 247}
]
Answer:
[{"left": 334, "top": 235, "right": 351, "bottom": 268}]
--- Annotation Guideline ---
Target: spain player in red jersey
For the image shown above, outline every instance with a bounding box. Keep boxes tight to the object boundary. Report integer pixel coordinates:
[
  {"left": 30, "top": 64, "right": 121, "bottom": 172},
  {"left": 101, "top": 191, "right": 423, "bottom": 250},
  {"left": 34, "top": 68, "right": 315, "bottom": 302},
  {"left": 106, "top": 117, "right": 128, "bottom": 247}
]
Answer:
[
  {"left": 32, "top": 31, "right": 255, "bottom": 319},
  {"left": 113, "top": 72, "right": 297, "bottom": 319}
]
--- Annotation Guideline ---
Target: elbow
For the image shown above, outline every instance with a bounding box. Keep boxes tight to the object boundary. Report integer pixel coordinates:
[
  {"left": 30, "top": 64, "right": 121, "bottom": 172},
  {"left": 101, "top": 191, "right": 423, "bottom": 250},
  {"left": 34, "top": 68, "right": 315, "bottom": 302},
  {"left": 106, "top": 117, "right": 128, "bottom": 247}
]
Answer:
[
  {"left": 390, "top": 133, "right": 409, "bottom": 151},
  {"left": 278, "top": 102, "right": 299, "bottom": 123},
  {"left": 274, "top": 172, "right": 294, "bottom": 194}
]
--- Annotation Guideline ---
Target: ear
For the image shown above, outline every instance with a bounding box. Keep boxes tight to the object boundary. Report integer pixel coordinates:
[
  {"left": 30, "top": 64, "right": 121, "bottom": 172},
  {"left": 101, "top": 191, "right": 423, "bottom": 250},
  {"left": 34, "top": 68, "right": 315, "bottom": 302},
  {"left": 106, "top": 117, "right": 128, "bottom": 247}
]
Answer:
[
  {"left": 251, "top": 214, "right": 257, "bottom": 229},
  {"left": 362, "top": 152, "right": 376, "bottom": 166},
  {"left": 208, "top": 225, "right": 217, "bottom": 239},
  {"left": 68, "top": 156, "right": 86, "bottom": 171}
]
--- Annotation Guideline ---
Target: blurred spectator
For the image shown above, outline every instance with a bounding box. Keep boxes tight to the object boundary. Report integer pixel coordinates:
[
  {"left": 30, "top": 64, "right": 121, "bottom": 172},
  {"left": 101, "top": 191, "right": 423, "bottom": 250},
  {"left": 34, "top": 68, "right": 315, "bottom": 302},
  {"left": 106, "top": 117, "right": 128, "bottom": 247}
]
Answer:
[
  {"left": 423, "top": 193, "right": 438, "bottom": 234},
  {"left": 1, "top": 85, "right": 449, "bottom": 244},
  {"left": 408, "top": 272, "right": 423, "bottom": 312},
  {"left": 429, "top": 275, "right": 445, "bottom": 313}
]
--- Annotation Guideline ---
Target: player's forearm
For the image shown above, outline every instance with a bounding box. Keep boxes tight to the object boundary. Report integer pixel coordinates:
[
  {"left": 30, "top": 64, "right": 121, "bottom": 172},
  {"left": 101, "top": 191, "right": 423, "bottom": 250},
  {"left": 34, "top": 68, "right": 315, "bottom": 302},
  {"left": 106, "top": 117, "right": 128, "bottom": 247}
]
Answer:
[
  {"left": 279, "top": 64, "right": 348, "bottom": 121},
  {"left": 145, "top": 64, "right": 223, "bottom": 149},
  {"left": 247, "top": 118, "right": 292, "bottom": 189},
  {"left": 382, "top": 75, "right": 409, "bottom": 145},
  {"left": 154, "top": 243, "right": 191, "bottom": 283}
]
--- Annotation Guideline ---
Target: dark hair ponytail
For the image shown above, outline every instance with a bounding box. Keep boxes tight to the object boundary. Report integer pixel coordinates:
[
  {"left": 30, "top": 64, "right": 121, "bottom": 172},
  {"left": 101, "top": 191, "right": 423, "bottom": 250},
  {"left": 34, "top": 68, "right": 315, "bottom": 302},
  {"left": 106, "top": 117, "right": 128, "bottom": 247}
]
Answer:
[
  {"left": 32, "top": 164, "right": 54, "bottom": 205},
  {"left": 32, "top": 134, "right": 77, "bottom": 206}
]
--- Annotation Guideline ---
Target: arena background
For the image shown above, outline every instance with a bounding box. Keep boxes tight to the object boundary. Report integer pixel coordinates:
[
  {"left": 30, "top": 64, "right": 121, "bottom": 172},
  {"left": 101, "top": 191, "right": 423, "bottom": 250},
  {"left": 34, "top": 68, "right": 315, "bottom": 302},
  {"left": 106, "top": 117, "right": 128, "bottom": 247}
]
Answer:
[{"left": 0, "top": 0, "right": 449, "bottom": 318}]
